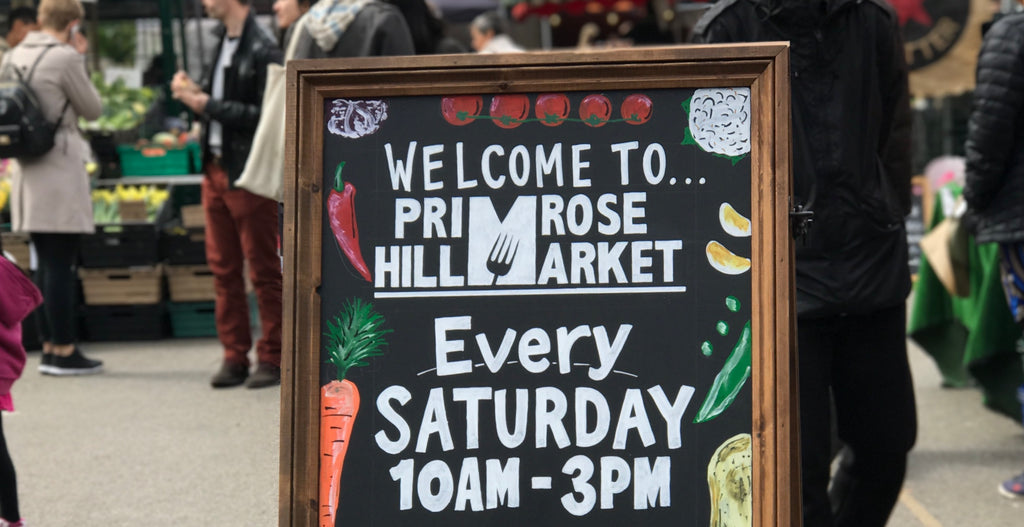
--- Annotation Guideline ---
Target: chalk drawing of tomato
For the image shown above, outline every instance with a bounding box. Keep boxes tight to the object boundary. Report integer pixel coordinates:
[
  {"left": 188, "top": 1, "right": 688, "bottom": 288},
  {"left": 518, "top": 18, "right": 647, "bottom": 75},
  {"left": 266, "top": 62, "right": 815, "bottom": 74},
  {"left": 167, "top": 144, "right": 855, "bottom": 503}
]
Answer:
[
  {"left": 535, "top": 93, "right": 571, "bottom": 127},
  {"left": 621, "top": 93, "right": 653, "bottom": 125},
  {"left": 441, "top": 95, "right": 483, "bottom": 126},
  {"left": 579, "top": 94, "right": 612, "bottom": 127},
  {"left": 490, "top": 94, "right": 530, "bottom": 129}
]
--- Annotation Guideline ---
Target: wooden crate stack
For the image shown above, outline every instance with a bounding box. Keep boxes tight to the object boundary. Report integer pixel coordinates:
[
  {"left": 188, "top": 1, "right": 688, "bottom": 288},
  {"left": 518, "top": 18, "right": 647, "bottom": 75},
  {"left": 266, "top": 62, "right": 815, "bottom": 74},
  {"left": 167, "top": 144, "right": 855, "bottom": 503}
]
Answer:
[
  {"left": 79, "top": 209, "right": 166, "bottom": 341},
  {"left": 79, "top": 264, "right": 165, "bottom": 341},
  {"left": 165, "top": 205, "right": 217, "bottom": 338}
]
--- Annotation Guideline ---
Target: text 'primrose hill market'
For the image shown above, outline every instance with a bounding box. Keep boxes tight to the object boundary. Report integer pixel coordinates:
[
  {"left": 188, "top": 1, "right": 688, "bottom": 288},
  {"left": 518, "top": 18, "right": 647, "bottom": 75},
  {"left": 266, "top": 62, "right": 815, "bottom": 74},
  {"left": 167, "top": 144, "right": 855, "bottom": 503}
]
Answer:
[{"left": 366, "top": 140, "right": 733, "bottom": 290}]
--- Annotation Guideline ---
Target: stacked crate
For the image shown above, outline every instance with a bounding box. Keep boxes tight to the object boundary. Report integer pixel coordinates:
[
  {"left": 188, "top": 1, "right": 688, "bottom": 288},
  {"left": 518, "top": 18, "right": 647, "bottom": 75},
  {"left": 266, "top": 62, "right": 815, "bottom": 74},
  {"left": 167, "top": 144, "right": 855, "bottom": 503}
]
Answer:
[
  {"left": 164, "top": 204, "right": 217, "bottom": 337},
  {"left": 79, "top": 215, "right": 166, "bottom": 341}
]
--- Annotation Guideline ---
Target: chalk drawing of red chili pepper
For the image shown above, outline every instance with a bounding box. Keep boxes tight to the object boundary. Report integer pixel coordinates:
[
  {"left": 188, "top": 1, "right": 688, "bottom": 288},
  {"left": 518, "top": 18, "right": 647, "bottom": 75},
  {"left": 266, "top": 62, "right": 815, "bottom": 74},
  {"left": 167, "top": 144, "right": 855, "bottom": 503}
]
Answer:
[{"left": 328, "top": 162, "right": 372, "bottom": 283}]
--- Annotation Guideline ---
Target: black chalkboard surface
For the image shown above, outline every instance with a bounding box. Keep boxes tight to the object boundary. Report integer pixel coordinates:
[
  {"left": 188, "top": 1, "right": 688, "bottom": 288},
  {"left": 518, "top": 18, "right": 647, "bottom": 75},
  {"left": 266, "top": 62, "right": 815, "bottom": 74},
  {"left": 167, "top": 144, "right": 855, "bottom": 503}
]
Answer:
[{"left": 281, "top": 47, "right": 797, "bottom": 527}]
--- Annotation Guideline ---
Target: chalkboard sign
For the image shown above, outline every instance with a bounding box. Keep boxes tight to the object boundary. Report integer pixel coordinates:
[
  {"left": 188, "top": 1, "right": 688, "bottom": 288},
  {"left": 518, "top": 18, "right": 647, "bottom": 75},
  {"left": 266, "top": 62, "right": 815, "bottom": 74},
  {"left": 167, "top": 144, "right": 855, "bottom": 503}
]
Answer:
[{"left": 281, "top": 46, "right": 798, "bottom": 527}]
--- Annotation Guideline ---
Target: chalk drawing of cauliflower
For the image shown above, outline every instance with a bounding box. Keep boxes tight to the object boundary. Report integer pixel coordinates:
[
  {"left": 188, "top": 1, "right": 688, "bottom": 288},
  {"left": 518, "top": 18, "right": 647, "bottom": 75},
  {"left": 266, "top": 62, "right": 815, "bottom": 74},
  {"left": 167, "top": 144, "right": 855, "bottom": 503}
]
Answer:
[{"left": 683, "top": 88, "right": 750, "bottom": 164}]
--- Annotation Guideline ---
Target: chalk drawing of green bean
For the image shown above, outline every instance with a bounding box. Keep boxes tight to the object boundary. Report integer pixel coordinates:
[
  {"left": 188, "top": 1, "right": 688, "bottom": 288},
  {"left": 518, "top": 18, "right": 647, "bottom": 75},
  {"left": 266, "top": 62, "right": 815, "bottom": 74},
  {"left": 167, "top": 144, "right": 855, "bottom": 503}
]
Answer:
[{"left": 694, "top": 320, "right": 751, "bottom": 423}]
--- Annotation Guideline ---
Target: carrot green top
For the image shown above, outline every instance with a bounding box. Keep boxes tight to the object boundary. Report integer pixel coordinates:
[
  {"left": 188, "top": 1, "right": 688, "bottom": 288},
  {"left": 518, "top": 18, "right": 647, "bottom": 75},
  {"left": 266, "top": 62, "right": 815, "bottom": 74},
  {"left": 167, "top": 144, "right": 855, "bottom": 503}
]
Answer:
[{"left": 323, "top": 299, "right": 391, "bottom": 382}]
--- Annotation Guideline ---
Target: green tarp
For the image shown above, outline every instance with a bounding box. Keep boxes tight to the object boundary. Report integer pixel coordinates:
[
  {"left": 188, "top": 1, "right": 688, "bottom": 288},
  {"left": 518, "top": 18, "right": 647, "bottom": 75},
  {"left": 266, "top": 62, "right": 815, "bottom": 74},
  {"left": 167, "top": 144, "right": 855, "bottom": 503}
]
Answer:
[{"left": 908, "top": 184, "right": 1024, "bottom": 422}]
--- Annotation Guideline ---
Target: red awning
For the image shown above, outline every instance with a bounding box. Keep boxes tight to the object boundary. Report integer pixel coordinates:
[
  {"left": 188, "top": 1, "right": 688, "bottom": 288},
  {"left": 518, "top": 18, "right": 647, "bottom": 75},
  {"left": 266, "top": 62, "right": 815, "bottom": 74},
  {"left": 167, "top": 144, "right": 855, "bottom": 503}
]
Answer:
[{"left": 510, "top": 0, "right": 660, "bottom": 20}]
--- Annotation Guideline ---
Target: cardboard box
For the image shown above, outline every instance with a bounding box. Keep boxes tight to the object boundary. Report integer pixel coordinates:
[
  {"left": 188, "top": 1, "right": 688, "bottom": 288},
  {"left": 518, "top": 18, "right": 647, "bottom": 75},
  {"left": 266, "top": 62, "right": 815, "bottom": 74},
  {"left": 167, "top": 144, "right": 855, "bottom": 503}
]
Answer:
[
  {"left": 181, "top": 204, "right": 205, "bottom": 229},
  {"left": 79, "top": 265, "right": 163, "bottom": 305},
  {"left": 166, "top": 264, "right": 215, "bottom": 302},
  {"left": 1, "top": 231, "right": 30, "bottom": 271}
]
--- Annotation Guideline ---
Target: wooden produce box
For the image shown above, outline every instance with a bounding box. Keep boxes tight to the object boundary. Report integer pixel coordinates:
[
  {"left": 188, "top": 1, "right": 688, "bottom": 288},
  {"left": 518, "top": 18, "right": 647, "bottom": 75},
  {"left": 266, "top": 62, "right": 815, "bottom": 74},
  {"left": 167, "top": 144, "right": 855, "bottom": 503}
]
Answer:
[
  {"left": 1, "top": 231, "right": 30, "bottom": 271},
  {"left": 180, "top": 204, "right": 205, "bottom": 229},
  {"left": 79, "top": 265, "right": 163, "bottom": 305},
  {"left": 166, "top": 264, "right": 215, "bottom": 302}
]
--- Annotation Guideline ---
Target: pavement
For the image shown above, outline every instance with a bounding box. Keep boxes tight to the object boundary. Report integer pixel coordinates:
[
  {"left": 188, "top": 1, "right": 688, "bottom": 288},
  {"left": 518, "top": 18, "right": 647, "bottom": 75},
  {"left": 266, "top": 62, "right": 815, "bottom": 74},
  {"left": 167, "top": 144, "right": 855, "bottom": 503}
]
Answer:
[{"left": 3, "top": 332, "right": 1024, "bottom": 526}]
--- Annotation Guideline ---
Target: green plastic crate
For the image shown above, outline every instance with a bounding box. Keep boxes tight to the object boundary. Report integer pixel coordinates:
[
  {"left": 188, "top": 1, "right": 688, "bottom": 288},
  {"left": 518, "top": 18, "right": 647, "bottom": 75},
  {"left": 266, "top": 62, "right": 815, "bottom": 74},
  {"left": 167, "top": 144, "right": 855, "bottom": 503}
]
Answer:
[
  {"left": 167, "top": 301, "right": 217, "bottom": 338},
  {"left": 118, "top": 143, "right": 200, "bottom": 176}
]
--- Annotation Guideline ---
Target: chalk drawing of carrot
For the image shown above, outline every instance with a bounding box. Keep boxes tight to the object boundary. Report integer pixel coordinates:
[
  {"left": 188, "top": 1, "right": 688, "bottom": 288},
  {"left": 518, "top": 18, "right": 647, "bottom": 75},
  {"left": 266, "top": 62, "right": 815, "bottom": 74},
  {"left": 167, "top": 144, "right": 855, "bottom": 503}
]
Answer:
[{"left": 320, "top": 299, "right": 391, "bottom": 527}]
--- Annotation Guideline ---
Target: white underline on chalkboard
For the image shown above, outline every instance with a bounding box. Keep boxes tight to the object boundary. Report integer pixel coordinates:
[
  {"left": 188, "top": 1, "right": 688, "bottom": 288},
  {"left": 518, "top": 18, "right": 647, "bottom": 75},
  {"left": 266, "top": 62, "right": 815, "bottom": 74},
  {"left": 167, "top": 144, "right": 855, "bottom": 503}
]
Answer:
[
  {"left": 373, "top": 286, "right": 687, "bottom": 299},
  {"left": 532, "top": 477, "right": 553, "bottom": 490},
  {"left": 414, "top": 363, "right": 638, "bottom": 378}
]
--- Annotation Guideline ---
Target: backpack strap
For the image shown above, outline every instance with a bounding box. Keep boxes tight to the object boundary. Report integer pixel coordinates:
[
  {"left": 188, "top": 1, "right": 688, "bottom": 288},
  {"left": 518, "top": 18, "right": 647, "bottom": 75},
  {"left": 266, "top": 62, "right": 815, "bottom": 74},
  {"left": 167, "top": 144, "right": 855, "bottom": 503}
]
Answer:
[
  {"left": 23, "top": 45, "right": 72, "bottom": 128},
  {"left": 53, "top": 96, "right": 71, "bottom": 129},
  {"left": 24, "top": 44, "right": 57, "bottom": 84}
]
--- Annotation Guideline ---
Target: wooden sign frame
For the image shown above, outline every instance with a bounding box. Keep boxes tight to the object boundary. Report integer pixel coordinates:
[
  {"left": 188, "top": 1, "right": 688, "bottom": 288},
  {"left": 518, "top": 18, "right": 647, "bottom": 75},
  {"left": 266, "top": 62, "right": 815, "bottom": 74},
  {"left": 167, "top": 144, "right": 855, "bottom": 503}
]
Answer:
[{"left": 281, "top": 44, "right": 797, "bottom": 527}]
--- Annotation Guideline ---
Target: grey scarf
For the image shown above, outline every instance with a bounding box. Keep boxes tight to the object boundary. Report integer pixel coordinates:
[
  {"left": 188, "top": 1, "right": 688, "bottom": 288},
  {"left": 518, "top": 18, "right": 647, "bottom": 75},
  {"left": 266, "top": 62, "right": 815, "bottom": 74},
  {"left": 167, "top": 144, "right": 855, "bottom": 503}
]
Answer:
[{"left": 306, "top": 0, "right": 372, "bottom": 52}]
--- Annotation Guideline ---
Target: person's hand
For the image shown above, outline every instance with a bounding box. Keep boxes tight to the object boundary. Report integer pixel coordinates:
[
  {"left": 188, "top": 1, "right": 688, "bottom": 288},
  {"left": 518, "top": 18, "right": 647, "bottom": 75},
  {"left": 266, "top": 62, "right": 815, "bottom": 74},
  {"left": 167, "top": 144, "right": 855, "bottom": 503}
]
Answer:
[
  {"left": 175, "top": 88, "right": 210, "bottom": 114},
  {"left": 70, "top": 29, "right": 88, "bottom": 55},
  {"left": 171, "top": 70, "right": 199, "bottom": 98}
]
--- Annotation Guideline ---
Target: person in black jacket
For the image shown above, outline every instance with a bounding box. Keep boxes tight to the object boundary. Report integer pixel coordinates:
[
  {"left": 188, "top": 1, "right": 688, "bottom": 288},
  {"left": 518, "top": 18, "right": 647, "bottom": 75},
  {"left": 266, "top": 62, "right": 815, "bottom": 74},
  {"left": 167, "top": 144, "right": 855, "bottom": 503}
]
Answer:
[
  {"left": 694, "top": 1, "right": 916, "bottom": 525},
  {"left": 963, "top": 11, "right": 1024, "bottom": 500},
  {"left": 172, "top": 0, "right": 285, "bottom": 390}
]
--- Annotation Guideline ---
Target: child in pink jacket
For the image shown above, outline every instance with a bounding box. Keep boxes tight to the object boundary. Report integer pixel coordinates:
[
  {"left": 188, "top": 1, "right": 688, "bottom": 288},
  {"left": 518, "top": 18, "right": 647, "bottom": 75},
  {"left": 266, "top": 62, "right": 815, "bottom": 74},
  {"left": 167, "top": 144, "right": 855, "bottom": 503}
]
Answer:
[{"left": 0, "top": 252, "right": 43, "bottom": 527}]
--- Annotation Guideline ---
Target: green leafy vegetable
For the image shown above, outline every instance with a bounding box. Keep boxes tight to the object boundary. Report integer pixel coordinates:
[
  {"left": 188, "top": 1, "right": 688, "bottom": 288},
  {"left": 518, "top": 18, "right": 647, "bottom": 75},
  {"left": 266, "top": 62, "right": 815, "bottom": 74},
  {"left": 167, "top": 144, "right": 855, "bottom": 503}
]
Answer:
[
  {"left": 694, "top": 320, "right": 752, "bottom": 423},
  {"left": 323, "top": 299, "right": 392, "bottom": 382}
]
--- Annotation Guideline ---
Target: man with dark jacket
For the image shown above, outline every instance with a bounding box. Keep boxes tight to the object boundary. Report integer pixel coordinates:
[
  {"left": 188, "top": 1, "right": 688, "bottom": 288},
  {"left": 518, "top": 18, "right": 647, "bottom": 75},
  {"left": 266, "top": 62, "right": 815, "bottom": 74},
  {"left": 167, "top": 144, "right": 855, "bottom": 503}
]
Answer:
[
  {"left": 1, "top": 6, "right": 38, "bottom": 56},
  {"left": 963, "top": 10, "right": 1024, "bottom": 500},
  {"left": 172, "top": 0, "right": 284, "bottom": 389},
  {"left": 694, "top": 1, "right": 916, "bottom": 525}
]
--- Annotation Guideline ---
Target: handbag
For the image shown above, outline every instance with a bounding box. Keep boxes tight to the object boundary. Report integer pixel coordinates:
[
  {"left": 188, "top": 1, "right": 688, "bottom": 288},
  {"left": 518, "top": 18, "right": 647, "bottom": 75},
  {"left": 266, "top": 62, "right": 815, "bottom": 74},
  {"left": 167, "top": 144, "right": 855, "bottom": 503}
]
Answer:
[
  {"left": 920, "top": 196, "right": 971, "bottom": 297},
  {"left": 235, "top": 15, "right": 306, "bottom": 201}
]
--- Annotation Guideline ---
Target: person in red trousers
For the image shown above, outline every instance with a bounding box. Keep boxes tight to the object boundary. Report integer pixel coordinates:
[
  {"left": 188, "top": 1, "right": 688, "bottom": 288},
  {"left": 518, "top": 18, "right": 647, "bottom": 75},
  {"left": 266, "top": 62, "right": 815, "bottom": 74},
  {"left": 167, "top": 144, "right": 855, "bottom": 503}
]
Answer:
[{"left": 171, "top": 0, "right": 283, "bottom": 389}]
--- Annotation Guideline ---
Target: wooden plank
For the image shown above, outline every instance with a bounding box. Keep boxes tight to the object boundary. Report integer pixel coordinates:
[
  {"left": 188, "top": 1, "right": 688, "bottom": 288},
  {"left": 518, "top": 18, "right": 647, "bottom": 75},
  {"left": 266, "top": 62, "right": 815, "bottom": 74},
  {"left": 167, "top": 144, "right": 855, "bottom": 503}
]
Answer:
[{"left": 772, "top": 47, "right": 801, "bottom": 527}]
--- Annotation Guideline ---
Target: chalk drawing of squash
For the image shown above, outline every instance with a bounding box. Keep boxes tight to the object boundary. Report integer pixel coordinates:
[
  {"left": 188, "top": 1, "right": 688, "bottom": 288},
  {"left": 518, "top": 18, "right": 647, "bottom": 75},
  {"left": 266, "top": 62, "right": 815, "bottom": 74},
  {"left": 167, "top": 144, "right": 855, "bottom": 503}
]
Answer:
[{"left": 683, "top": 88, "right": 751, "bottom": 164}]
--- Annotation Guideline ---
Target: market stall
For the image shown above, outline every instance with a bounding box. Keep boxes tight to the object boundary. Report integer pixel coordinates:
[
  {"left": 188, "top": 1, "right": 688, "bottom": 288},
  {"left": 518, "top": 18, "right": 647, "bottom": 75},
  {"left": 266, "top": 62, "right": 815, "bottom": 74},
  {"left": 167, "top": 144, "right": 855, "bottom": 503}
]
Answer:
[{"left": 0, "top": 0, "right": 218, "bottom": 346}]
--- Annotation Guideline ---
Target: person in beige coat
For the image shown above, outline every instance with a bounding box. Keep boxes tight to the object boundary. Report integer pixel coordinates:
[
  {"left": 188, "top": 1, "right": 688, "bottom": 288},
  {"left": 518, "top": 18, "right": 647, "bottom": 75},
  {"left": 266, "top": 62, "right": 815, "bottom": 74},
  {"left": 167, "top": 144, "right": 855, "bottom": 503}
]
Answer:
[{"left": 5, "top": 0, "right": 102, "bottom": 376}]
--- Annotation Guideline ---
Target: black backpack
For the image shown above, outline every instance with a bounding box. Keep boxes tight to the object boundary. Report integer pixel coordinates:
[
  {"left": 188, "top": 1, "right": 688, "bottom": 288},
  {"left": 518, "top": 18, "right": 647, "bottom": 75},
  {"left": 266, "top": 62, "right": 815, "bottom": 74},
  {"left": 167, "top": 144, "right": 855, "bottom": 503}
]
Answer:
[{"left": 0, "top": 45, "right": 70, "bottom": 159}]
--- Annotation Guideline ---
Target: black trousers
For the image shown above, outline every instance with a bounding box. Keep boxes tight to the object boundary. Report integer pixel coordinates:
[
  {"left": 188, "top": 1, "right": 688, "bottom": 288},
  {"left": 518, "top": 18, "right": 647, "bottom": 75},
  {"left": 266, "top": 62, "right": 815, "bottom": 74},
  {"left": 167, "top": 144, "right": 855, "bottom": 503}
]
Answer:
[
  {"left": 799, "top": 303, "right": 917, "bottom": 527},
  {"left": 29, "top": 232, "right": 81, "bottom": 346},
  {"left": 0, "top": 412, "right": 19, "bottom": 522}
]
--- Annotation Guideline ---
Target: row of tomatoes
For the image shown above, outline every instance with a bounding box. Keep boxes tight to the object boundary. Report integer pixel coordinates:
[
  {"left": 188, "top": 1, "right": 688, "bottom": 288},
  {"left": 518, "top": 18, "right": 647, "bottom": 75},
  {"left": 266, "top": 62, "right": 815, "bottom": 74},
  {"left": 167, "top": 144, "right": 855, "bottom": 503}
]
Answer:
[{"left": 441, "top": 93, "right": 653, "bottom": 129}]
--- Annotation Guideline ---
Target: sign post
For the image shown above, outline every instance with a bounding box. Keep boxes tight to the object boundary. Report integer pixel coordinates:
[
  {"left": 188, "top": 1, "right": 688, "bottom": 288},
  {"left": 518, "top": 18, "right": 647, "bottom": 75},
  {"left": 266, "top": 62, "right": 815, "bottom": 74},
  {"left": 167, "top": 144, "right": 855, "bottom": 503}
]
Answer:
[{"left": 281, "top": 44, "right": 797, "bottom": 527}]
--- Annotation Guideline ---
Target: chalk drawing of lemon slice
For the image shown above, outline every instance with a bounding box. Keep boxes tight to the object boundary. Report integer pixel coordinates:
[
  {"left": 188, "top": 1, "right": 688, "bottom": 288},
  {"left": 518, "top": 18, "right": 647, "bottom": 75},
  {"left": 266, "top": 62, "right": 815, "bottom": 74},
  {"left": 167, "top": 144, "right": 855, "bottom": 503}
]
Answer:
[
  {"left": 706, "top": 241, "right": 751, "bottom": 275},
  {"left": 719, "top": 203, "right": 751, "bottom": 238}
]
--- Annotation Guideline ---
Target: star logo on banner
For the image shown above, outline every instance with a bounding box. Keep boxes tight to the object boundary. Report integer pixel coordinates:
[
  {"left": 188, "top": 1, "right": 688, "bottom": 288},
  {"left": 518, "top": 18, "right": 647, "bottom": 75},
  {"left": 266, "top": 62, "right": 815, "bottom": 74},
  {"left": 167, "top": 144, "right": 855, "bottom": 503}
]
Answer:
[{"left": 887, "top": 0, "right": 933, "bottom": 27}]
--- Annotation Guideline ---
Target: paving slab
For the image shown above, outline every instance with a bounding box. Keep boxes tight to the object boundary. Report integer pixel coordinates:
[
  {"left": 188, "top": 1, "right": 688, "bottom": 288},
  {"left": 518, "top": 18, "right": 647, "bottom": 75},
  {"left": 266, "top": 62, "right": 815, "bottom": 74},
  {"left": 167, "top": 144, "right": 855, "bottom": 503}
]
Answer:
[{"left": 3, "top": 334, "right": 1023, "bottom": 526}]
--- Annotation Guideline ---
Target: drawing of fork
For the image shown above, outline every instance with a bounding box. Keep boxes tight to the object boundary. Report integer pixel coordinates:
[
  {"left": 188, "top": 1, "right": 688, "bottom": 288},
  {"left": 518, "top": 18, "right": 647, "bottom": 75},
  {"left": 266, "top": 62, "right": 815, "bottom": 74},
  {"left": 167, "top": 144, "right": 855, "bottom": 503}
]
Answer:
[{"left": 486, "top": 233, "right": 519, "bottom": 286}]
